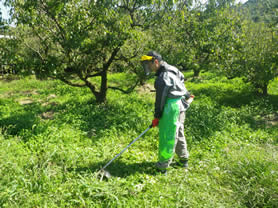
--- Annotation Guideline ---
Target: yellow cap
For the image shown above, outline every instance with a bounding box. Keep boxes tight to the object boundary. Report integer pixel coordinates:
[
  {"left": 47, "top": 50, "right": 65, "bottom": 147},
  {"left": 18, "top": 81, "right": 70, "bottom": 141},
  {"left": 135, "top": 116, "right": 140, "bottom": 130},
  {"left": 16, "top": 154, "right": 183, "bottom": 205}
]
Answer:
[{"left": 140, "top": 55, "right": 153, "bottom": 61}]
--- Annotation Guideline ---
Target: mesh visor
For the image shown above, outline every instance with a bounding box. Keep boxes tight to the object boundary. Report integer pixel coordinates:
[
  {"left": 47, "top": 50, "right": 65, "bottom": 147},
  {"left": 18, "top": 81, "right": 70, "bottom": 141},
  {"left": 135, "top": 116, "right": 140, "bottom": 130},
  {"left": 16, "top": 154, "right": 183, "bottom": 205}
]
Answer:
[{"left": 141, "top": 61, "right": 152, "bottom": 76}]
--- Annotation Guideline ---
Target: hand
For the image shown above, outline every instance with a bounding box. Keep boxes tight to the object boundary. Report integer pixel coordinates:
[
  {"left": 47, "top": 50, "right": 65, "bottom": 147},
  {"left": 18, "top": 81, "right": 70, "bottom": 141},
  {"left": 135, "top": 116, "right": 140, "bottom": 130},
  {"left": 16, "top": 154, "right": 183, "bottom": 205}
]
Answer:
[
  {"left": 152, "top": 118, "right": 159, "bottom": 128},
  {"left": 187, "top": 95, "right": 194, "bottom": 105}
]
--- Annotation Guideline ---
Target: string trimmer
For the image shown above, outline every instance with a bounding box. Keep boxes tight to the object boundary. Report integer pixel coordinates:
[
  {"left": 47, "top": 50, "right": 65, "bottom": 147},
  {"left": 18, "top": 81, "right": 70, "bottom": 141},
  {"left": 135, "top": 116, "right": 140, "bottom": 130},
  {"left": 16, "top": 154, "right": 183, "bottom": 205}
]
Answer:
[
  {"left": 97, "top": 95, "right": 195, "bottom": 180},
  {"left": 97, "top": 125, "right": 152, "bottom": 180}
]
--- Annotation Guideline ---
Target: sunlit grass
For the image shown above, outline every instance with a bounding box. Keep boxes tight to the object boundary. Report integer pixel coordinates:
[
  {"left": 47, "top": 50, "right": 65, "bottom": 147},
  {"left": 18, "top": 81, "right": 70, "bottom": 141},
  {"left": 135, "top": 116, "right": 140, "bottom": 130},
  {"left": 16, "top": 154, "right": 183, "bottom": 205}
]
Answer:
[{"left": 0, "top": 73, "right": 277, "bottom": 207}]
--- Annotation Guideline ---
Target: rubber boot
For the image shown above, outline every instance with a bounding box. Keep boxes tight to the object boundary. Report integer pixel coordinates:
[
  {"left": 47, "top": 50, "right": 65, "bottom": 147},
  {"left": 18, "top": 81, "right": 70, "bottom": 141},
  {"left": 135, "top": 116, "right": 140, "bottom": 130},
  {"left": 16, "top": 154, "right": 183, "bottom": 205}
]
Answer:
[
  {"left": 157, "top": 168, "right": 167, "bottom": 176},
  {"left": 180, "top": 159, "right": 189, "bottom": 168}
]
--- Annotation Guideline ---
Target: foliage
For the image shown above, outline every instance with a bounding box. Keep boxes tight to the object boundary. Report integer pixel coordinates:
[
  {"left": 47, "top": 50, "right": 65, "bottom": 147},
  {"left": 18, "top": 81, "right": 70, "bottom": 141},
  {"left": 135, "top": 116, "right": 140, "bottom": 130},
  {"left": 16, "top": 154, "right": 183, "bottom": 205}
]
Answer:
[
  {"left": 177, "top": 7, "right": 241, "bottom": 77},
  {"left": 241, "top": 22, "right": 277, "bottom": 95},
  {"left": 148, "top": 1, "right": 244, "bottom": 79},
  {"left": 242, "top": 0, "right": 278, "bottom": 25},
  {"left": 0, "top": 73, "right": 277, "bottom": 207},
  {"left": 147, "top": 1, "right": 277, "bottom": 96},
  {"left": 0, "top": 10, "right": 3, "bottom": 27},
  {"left": 0, "top": 20, "right": 19, "bottom": 78},
  {"left": 1, "top": 0, "right": 277, "bottom": 100},
  {"left": 5, "top": 0, "right": 176, "bottom": 103},
  {"left": 220, "top": 19, "right": 278, "bottom": 95}
]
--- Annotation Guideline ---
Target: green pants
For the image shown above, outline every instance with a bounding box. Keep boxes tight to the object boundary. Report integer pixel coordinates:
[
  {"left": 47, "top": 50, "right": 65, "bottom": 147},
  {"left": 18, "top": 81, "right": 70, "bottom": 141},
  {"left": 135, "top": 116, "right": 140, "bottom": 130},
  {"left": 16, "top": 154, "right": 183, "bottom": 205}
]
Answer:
[{"left": 157, "top": 98, "right": 189, "bottom": 170}]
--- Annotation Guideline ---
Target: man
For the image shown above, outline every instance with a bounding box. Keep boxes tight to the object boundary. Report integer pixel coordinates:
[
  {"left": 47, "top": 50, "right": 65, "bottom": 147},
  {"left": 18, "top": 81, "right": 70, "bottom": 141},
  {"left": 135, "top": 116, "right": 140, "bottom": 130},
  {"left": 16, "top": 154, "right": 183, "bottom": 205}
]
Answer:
[{"left": 141, "top": 51, "right": 194, "bottom": 175}]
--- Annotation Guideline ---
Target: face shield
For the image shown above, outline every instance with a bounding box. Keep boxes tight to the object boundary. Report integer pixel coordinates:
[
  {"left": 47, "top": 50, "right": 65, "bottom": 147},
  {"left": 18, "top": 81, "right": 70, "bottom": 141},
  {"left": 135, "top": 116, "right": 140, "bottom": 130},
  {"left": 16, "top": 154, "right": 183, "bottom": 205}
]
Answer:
[
  {"left": 141, "top": 61, "right": 152, "bottom": 76},
  {"left": 140, "top": 55, "right": 154, "bottom": 76}
]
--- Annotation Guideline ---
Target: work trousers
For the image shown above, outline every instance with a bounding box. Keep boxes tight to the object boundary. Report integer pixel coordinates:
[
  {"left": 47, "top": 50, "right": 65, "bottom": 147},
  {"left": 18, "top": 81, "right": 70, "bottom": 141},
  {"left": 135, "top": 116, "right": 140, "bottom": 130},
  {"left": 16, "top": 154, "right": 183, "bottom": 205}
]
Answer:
[{"left": 156, "top": 98, "right": 189, "bottom": 170}]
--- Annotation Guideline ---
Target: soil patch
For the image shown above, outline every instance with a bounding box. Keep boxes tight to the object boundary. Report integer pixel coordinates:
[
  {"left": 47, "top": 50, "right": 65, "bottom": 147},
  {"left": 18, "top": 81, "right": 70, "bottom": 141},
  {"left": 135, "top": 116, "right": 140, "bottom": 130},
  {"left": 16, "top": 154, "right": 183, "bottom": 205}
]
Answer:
[
  {"left": 41, "top": 111, "right": 55, "bottom": 120},
  {"left": 256, "top": 112, "right": 278, "bottom": 128},
  {"left": 18, "top": 99, "right": 34, "bottom": 105},
  {"left": 264, "top": 113, "right": 278, "bottom": 127},
  {"left": 0, "top": 91, "right": 13, "bottom": 98},
  {"left": 136, "top": 83, "right": 155, "bottom": 94},
  {"left": 42, "top": 101, "right": 58, "bottom": 107},
  {"left": 22, "top": 90, "right": 39, "bottom": 96},
  {"left": 47, "top": 94, "right": 57, "bottom": 100}
]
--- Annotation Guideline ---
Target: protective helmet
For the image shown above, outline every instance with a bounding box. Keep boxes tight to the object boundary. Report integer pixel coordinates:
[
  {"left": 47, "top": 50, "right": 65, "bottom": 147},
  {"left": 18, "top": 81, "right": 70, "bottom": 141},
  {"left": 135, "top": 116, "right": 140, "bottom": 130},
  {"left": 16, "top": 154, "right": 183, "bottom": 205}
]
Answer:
[{"left": 140, "top": 51, "right": 162, "bottom": 75}]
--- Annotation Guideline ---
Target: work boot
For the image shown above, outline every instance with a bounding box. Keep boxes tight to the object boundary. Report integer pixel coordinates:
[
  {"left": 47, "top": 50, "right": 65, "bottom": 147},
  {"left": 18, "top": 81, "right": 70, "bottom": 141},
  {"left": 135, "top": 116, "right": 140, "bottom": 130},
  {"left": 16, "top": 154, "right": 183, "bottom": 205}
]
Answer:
[
  {"left": 180, "top": 159, "right": 189, "bottom": 168},
  {"left": 157, "top": 168, "right": 167, "bottom": 176}
]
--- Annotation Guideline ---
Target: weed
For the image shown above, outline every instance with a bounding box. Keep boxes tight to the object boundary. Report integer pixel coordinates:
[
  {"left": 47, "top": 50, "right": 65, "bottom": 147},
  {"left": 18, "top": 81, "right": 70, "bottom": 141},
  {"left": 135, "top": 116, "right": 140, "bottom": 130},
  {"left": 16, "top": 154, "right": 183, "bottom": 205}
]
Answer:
[{"left": 0, "top": 73, "right": 277, "bottom": 207}]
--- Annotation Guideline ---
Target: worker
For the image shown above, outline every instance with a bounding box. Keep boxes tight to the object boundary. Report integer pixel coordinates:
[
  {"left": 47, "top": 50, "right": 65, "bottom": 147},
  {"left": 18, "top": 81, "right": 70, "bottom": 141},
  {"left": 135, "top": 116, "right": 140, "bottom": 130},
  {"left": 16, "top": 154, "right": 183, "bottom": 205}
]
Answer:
[{"left": 141, "top": 51, "right": 194, "bottom": 175}]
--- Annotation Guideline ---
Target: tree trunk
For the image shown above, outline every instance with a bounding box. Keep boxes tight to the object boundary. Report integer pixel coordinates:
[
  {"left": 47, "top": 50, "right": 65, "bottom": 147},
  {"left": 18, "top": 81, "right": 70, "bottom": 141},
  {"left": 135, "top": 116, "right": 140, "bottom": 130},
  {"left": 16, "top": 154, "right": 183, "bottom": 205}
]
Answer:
[
  {"left": 97, "top": 70, "right": 108, "bottom": 103},
  {"left": 95, "top": 47, "right": 120, "bottom": 103},
  {"left": 255, "top": 83, "right": 268, "bottom": 96},
  {"left": 84, "top": 80, "right": 101, "bottom": 103},
  {"left": 88, "top": 47, "right": 120, "bottom": 103},
  {"left": 193, "top": 69, "right": 200, "bottom": 77},
  {"left": 262, "top": 83, "right": 268, "bottom": 96}
]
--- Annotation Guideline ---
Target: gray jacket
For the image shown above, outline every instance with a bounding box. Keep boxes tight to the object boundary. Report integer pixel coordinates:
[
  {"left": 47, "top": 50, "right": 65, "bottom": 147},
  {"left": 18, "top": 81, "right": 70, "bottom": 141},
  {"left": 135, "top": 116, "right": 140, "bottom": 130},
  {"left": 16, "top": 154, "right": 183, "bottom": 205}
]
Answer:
[{"left": 154, "top": 61, "right": 190, "bottom": 118}]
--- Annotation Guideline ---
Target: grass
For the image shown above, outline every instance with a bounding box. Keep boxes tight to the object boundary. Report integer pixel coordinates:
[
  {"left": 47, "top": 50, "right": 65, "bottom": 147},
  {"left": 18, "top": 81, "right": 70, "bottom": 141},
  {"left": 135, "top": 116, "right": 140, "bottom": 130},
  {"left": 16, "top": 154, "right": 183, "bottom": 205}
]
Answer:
[{"left": 0, "top": 73, "right": 277, "bottom": 207}]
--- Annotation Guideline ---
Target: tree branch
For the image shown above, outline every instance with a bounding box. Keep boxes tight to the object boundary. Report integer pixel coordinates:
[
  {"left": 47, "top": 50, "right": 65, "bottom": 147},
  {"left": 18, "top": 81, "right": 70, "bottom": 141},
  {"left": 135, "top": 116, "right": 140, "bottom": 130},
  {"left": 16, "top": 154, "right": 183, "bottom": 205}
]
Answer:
[
  {"left": 23, "top": 42, "right": 44, "bottom": 61},
  {"left": 108, "top": 79, "right": 140, "bottom": 94},
  {"left": 104, "top": 47, "right": 121, "bottom": 71},
  {"left": 58, "top": 77, "right": 86, "bottom": 87},
  {"left": 85, "top": 71, "right": 103, "bottom": 79},
  {"left": 114, "top": 52, "right": 138, "bottom": 61},
  {"left": 39, "top": 0, "right": 66, "bottom": 43}
]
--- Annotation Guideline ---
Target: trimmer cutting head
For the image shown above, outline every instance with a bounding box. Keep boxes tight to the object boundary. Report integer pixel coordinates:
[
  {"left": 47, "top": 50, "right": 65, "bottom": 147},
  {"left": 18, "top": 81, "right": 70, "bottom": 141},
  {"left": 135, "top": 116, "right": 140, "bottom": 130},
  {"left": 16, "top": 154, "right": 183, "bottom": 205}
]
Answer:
[
  {"left": 97, "top": 169, "right": 112, "bottom": 181},
  {"left": 96, "top": 126, "right": 152, "bottom": 181}
]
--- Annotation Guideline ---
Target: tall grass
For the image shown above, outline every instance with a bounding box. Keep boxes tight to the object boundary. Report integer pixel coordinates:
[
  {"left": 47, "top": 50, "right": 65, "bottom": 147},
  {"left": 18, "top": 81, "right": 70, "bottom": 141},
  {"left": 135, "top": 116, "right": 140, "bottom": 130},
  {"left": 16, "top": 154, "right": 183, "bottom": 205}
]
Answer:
[{"left": 0, "top": 73, "right": 277, "bottom": 207}]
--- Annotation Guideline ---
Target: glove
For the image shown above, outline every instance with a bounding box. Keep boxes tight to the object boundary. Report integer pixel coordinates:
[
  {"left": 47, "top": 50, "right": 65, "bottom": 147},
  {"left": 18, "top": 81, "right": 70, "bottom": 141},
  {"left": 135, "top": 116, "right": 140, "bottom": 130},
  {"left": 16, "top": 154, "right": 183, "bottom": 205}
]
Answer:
[{"left": 152, "top": 118, "right": 159, "bottom": 128}]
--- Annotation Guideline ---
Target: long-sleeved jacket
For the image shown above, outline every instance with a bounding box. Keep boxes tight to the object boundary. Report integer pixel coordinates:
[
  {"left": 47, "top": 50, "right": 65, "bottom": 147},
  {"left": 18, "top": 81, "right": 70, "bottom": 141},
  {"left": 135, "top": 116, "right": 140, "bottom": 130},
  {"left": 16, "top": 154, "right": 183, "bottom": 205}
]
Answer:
[{"left": 154, "top": 61, "right": 190, "bottom": 118}]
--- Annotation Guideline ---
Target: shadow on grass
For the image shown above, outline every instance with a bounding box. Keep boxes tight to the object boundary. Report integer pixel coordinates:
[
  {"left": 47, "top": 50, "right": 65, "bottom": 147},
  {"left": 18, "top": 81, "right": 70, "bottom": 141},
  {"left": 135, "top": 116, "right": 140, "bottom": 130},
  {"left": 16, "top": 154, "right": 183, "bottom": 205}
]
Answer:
[
  {"left": 190, "top": 82, "right": 278, "bottom": 129},
  {"left": 51, "top": 96, "right": 152, "bottom": 141},
  {"left": 0, "top": 102, "right": 44, "bottom": 139},
  {"left": 192, "top": 84, "right": 257, "bottom": 108},
  {"left": 69, "top": 160, "right": 158, "bottom": 177},
  {"left": 2, "top": 80, "right": 277, "bottom": 145},
  {"left": 267, "top": 94, "right": 278, "bottom": 108},
  {"left": 192, "top": 81, "right": 278, "bottom": 109},
  {"left": 0, "top": 94, "right": 151, "bottom": 142}
]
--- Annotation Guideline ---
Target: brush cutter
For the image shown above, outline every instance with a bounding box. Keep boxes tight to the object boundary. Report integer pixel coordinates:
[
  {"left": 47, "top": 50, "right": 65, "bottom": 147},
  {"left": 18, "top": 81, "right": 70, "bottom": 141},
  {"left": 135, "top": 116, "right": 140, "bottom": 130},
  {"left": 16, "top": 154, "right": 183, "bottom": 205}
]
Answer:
[
  {"left": 97, "top": 96, "right": 195, "bottom": 180},
  {"left": 98, "top": 124, "right": 152, "bottom": 180}
]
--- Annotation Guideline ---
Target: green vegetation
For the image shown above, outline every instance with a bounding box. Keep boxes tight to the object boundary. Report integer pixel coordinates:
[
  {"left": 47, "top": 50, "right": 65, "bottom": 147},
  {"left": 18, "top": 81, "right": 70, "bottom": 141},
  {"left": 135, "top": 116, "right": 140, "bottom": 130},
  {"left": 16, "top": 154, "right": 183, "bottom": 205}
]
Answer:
[
  {"left": 1, "top": 73, "right": 277, "bottom": 207},
  {"left": 1, "top": 0, "right": 277, "bottom": 100},
  {"left": 1, "top": 0, "right": 277, "bottom": 207}
]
